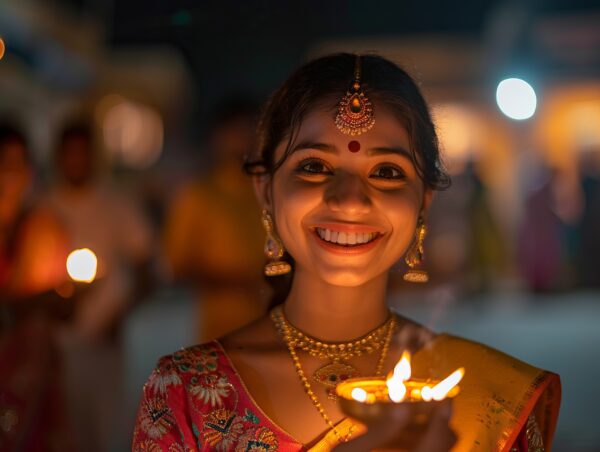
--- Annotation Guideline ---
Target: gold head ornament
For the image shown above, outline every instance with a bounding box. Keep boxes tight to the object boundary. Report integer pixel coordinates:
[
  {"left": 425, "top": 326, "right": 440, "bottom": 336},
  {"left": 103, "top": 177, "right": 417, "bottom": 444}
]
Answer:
[{"left": 335, "top": 55, "right": 375, "bottom": 136}]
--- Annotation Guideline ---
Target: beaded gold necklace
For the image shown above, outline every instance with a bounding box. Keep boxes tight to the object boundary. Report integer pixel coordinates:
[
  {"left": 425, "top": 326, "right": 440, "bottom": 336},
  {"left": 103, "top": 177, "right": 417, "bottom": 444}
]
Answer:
[{"left": 271, "top": 306, "right": 396, "bottom": 443}]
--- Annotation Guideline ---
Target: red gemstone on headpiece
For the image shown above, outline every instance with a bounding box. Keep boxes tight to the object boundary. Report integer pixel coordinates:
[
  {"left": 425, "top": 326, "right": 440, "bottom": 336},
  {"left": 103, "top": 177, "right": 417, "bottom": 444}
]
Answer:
[{"left": 348, "top": 141, "right": 361, "bottom": 153}]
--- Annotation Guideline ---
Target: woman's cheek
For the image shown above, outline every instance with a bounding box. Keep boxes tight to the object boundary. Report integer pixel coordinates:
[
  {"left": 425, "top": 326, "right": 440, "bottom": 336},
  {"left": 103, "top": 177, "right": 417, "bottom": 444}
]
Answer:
[{"left": 272, "top": 177, "right": 321, "bottom": 252}]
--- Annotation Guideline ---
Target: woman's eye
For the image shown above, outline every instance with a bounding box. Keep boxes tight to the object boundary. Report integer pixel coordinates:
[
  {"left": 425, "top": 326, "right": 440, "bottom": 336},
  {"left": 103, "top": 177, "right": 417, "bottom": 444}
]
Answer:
[
  {"left": 297, "top": 159, "right": 330, "bottom": 175},
  {"left": 371, "top": 165, "right": 406, "bottom": 180}
]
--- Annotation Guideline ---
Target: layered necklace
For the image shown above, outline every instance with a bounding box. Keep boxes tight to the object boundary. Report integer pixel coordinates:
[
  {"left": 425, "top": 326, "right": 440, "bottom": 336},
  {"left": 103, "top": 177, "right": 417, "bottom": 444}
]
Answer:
[{"left": 271, "top": 305, "right": 396, "bottom": 442}]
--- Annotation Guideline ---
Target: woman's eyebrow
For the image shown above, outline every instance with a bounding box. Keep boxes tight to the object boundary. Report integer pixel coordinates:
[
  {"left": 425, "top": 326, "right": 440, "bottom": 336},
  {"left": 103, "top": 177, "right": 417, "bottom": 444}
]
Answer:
[
  {"left": 367, "top": 146, "right": 413, "bottom": 160},
  {"left": 290, "top": 141, "right": 337, "bottom": 154}
]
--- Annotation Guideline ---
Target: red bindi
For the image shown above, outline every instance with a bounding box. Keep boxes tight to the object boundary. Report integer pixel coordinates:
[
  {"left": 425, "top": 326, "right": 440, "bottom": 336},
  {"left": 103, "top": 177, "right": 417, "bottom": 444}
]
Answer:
[{"left": 348, "top": 140, "right": 361, "bottom": 153}]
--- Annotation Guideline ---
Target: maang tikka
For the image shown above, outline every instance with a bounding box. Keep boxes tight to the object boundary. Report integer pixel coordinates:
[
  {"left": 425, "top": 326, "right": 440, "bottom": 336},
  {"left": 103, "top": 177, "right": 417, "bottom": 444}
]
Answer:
[
  {"left": 403, "top": 218, "right": 429, "bottom": 283},
  {"left": 261, "top": 209, "right": 292, "bottom": 277},
  {"left": 334, "top": 55, "right": 375, "bottom": 136}
]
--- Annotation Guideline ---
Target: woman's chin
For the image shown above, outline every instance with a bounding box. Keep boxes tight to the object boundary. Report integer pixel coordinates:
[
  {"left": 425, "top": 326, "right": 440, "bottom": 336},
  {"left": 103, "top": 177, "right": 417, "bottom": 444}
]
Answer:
[{"left": 310, "top": 267, "right": 383, "bottom": 288}]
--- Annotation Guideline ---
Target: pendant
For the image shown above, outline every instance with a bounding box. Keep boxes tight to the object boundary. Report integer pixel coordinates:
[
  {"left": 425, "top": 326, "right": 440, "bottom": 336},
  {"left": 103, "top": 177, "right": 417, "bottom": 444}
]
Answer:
[{"left": 313, "top": 362, "right": 360, "bottom": 400}]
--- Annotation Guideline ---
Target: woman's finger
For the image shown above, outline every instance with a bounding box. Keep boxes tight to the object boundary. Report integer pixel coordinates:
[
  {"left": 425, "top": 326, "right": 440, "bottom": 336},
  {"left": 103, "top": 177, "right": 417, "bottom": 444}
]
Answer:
[
  {"left": 332, "top": 406, "right": 412, "bottom": 452},
  {"left": 414, "top": 400, "right": 457, "bottom": 452}
]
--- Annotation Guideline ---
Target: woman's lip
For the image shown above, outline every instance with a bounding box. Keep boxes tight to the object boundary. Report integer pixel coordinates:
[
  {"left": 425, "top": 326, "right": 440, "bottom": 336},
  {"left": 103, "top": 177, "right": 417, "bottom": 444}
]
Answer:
[
  {"left": 311, "top": 223, "right": 385, "bottom": 234},
  {"left": 310, "top": 229, "right": 383, "bottom": 254}
]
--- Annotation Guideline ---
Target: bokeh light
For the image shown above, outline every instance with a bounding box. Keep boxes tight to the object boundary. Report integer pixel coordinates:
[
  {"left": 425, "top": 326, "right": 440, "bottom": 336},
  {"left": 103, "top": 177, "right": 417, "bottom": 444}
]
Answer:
[
  {"left": 496, "top": 78, "right": 537, "bottom": 120},
  {"left": 0, "top": 38, "right": 5, "bottom": 60},
  {"left": 66, "top": 248, "right": 98, "bottom": 283},
  {"left": 100, "top": 96, "right": 164, "bottom": 169}
]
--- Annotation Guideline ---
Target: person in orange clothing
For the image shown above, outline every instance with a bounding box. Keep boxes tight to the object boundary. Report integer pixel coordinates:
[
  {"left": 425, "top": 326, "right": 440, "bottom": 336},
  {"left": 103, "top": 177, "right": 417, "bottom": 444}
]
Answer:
[{"left": 163, "top": 98, "right": 268, "bottom": 342}]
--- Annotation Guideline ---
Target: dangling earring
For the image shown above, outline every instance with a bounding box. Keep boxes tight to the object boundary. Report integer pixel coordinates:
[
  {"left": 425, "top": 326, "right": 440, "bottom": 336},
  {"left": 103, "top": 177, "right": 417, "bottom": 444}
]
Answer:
[
  {"left": 403, "top": 218, "right": 429, "bottom": 283},
  {"left": 261, "top": 209, "right": 292, "bottom": 277}
]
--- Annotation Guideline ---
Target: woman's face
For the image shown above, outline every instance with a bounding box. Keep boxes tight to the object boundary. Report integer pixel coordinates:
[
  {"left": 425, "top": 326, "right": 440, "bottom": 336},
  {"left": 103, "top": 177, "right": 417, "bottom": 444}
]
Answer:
[{"left": 257, "top": 105, "right": 431, "bottom": 286}]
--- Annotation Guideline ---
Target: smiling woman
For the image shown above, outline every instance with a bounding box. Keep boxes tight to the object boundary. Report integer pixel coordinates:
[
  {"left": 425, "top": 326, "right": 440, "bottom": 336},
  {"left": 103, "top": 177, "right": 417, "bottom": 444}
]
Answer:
[{"left": 133, "top": 54, "right": 560, "bottom": 452}]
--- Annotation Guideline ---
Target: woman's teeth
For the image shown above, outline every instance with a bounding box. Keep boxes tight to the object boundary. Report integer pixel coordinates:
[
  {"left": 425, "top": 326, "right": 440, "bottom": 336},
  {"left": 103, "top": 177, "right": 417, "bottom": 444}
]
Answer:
[{"left": 316, "top": 228, "right": 378, "bottom": 246}]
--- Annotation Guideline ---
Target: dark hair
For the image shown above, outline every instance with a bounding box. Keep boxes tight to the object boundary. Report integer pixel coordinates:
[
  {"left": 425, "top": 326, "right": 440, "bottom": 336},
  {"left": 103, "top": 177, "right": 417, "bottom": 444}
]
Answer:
[
  {"left": 58, "top": 121, "right": 92, "bottom": 148},
  {"left": 244, "top": 52, "right": 450, "bottom": 191},
  {"left": 0, "top": 122, "right": 30, "bottom": 162}
]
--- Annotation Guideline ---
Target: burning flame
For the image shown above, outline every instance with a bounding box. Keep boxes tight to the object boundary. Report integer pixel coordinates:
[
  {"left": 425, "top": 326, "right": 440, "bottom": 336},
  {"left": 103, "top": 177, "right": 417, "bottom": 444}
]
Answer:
[
  {"left": 386, "top": 351, "right": 464, "bottom": 403},
  {"left": 421, "top": 368, "right": 465, "bottom": 401},
  {"left": 386, "top": 351, "right": 411, "bottom": 402},
  {"left": 66, "top": 248, "right": 98, "bottom": 283},
  {"left": 351, "top": 387, "right": 368, "bottom": 403}
]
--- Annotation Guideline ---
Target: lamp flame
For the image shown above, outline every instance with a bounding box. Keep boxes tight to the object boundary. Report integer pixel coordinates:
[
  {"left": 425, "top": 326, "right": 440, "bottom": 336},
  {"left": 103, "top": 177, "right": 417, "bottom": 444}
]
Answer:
[
  {"left": 386, "top": 351, "right": 411, "bottom": 402},
  {"left": 66, "top": 248, "right": 98, "bottom": 283},
  {"left": 351, "top": 387, "right": 368, "bottom": 403},
  {"left": 430, "top": 368, "right": 464, "bottom": 401}
]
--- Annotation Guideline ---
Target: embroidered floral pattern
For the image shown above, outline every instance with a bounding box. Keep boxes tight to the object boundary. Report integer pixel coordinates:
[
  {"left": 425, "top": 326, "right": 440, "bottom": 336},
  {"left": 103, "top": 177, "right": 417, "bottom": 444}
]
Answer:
[
  {"left": 236, "top": 427, "right": 279, "bottom": 451},
  {"left": 189, "top": 374, "right": 232, "bottom": 408},
  {"left": 202, "top": 408, "right": 245, "bottom": 450},
  {"left": 134, "top": 439, "right": 162, "bottom": 452},
  {"left": 147, "top": 362, "right": 183, "bottom": 394},
  {"left": 139, "top": 393, "right": 176, "bottom": 440},
  {"left": 526, "top": 414, "right": 544, "bottom": 451},
  {"left": 172, "top": 345, "right": 219, "bottom": 375},
  {"left": 133, "top": 343, "right": 283, "bottom": 451}
]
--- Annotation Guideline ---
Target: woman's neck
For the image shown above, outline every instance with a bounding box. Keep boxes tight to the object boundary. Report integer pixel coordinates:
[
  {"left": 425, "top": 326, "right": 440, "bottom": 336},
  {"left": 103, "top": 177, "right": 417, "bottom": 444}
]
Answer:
[{"left": 283, "top": 267, "right": 390, "bottom": 342}]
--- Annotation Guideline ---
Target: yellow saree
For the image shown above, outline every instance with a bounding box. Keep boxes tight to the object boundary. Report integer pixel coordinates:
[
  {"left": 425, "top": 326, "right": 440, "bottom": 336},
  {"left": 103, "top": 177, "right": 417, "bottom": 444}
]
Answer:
[{"left": 310, "top": 334, "right": 561, "bottom": 452}]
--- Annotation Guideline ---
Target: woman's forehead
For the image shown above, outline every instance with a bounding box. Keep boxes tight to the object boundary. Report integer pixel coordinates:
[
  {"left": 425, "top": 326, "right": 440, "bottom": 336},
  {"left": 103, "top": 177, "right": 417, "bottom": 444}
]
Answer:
[{"left": 286, "top": 105, "right": 411, "bottom": 152}]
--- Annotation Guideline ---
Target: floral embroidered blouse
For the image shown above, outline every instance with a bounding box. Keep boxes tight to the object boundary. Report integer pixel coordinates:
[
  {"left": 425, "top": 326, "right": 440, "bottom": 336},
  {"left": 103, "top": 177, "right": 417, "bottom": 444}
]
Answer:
[
  {"left": 133, "top": 338, "right": 557, "bottom": 451},
  {"left": 133, "top": 341, "right": 303, "bottom": 451}
]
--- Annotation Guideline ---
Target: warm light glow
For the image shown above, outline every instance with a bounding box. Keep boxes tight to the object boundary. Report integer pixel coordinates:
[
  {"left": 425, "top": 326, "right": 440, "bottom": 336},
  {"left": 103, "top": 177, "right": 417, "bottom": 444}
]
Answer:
[
  {"left": 386, "top": 351, "right": 411, "bottom": 403},
  {"left": 351, "top": 387, "right": 368, "bottom": 403},
  {"left": 100, "top": 96, "right": 164, "bottom": 169},
  {"left": 431, "top": 368, "right": 465, "bottom": 401},
  {"left": 496, "top": 78, "right": 537, "bottom": 120},
  {"left": 421, "top": 385, "right": 433, "bottom": 402},
  {"left": 66, "top": 248, "right": 98, "bottom": 283},
  {"left": 393, "top": 351, "right": 412, "bottom": 381},
  {"left": 432, "top": 103, "right": 483, "bottom": 174},
  {"left": 0, "top": 38, "right": 5, "bottom": 60},
  {"left": 388, "top": 380, "right": 407, "bottom": 403}
]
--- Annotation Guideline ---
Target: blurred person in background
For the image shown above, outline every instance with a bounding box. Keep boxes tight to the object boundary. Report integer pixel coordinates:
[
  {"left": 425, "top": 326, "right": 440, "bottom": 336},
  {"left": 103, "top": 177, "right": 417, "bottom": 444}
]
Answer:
[
  {"left": 0, "top": 122, "right": 72, "bottom": 451},
  {"left": 577, "top": 148, "right": 600, "bottom": 287},
  {"left": 426, "top": 160, "right": 507, "bottom": 293},
  {"left": 163, "top": 97, "right": 267, "bottom": 342},
  {"left": 519, "top": 165, "right": 582, "bottom": 292},
  {"left": 43, "top": 121, "right": 154, "bottom": 452}
]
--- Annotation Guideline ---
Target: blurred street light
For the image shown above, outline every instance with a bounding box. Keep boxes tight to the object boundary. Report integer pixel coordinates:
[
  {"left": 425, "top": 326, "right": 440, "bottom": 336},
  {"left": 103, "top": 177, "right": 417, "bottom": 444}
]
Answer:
[
  {"left": 496, "top": 78, "right": 537, "bottom": 120},
  {"left": 0, "top": 38, "right": 5, "bottom": 60}
]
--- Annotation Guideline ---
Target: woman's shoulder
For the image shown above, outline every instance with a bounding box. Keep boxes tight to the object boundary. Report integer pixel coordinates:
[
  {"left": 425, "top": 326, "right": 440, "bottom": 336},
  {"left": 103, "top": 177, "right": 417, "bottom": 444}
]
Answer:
[
  {"left": 155, "top": 341, "right": 225, "bottom": 372},
  {"left": 414, "top": 333, "right": 561, "bottom": 452},
  {"left": 142, "top": 341, "right": 234, "bottom": 407}
]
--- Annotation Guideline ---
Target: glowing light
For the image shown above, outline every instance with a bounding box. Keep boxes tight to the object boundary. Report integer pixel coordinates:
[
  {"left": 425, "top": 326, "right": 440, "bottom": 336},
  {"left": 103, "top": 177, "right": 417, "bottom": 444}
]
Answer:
[
  {"left": 100, "top": 96, "right": 164, "bottom": 169},
  {"left": 386, "top": 351, "right": 411, "bottom": 402},
  {"left": 496, "top": 78, "right": 537, "bottom": 120},
  {"left": 351, "top": 387, "right": 368, "bottom": 402},
  {"left": 66, "top": 248, "right": 98, "bottom": 283},
  {"left": 421, "top": 385, "right": 433, "bottom": 401},
  {"left": 431, "top": 368, "right": 465, "bottom": 401},
  {"left": 0, "top": 38, "right": 5, "bottom": 60}
]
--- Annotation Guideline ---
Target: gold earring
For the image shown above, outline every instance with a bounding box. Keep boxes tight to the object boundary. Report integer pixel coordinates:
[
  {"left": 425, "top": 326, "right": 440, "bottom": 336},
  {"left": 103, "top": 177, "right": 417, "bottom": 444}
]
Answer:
[
  {"left": 403, "top": 218, "right": 429, "bottom": 283},
  {"left": 262, "top": 209, "right": 292, "bottom": 277}
]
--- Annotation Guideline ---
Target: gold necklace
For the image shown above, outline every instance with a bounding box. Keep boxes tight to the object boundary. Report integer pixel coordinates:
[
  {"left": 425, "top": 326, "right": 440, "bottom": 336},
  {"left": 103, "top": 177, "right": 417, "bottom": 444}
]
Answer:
[
  {"left": 271, "top": 306, "right": 396, "bottom": 443},
  {"left": 272, "top": 306, "right": 394, "bottom": 399}
]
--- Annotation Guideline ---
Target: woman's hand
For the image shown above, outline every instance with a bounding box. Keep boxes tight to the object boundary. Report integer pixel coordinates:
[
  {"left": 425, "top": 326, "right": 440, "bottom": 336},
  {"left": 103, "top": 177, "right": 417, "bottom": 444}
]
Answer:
[{"left": 332, "top": 400, "right": 456, "bottom": 452}]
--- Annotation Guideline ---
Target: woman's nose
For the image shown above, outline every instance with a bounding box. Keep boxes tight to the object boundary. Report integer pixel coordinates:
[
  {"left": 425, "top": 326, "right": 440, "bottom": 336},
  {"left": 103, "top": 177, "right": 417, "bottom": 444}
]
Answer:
[{"left": 325, "top": 172, "right": 372, "bottom": 216}]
